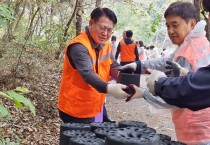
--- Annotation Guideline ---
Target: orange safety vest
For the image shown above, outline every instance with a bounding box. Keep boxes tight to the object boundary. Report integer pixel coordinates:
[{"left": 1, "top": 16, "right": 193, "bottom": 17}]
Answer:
[
  {"left": 58, "top": 32, "right": 112, "bottom": 118},
  {"left": 120, "top": 39, "right": 136, "bottom": 62},
  {"left": 173, "top": 37, "right": 210, "bottom": 145}
]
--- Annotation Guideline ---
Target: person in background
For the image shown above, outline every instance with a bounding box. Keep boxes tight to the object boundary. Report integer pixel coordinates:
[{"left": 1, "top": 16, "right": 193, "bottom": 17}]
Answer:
[
  {"left": 114, "top": 31, "right": 126, "bottom": 63},
  {"left": 115, "top": 30, "right": 139, "bottom": 66},
  {"left": 145, "top": 46, "right": 150, "bottom": 60},
  {"left": 110, "top": 35, "right": 117, "bottom": 56},
  {"left": 121, "top": 2, "right": 210, "bottom": 144},
  {"left": 147, "top": 45, "right": 160, "bottom": 60},
  {"left": 162, "top": 48, "right": 174, "bottom": 58},
  {"left": 137, "top": 40, "right": 147, "bottom": 61},
  {"left": 58, "top": 7, "right": 129, "bottom": 124}
]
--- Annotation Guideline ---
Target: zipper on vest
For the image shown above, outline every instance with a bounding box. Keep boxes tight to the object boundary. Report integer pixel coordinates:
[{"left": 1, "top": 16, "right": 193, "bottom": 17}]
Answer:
[{"left": 96, "top": 49, "right": 99, "bottom": 73}]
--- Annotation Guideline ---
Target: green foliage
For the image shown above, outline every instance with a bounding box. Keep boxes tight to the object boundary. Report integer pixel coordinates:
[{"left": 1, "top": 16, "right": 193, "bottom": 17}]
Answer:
[
  {"left": 0, "top": 4, "right": 14, "bottom": 28},
  {"left": 0, "top": 0, "right": 193, "bottom": 52},
  {"left": 104, "top": 0, "right": 192, "bottom": 45},
  {"left": 151, "top": 14, "right": 162, "bottom": 33},
  {"left": 0, "top": 137, "right": 20, "bottom": 145},
  {"left": 0, "top": 86, "right": 32, "bottom": 144},
  {"left": 0, "top": 87, "right": 36, "bottom": 119},
  {"left": 104, "top": 0, "right": 169, "bottom": 43},
  {"left": 44, "top": 23, "right": 65, "bottom": 48}
]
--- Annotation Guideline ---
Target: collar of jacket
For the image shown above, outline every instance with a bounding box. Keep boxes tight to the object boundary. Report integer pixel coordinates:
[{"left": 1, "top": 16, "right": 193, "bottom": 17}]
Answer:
[{"left": 123, "top": 38, "right": 134, "bottom": 44}]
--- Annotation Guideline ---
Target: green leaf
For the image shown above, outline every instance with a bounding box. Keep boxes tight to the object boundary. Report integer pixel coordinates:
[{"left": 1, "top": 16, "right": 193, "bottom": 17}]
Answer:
[
  {"left": 7, "top": 91, "right": 36, "bottom": 116},
  {"left": 14, "top": 87, "right": 29, "bottom": 94},
  {"left": 0, "top": 91, "right": 13, "bottom": 100},
  {"left": 0, "top": 4, "right": 14, "bottom": 28},
  {"left": 12, "top": 99, "right": 22, "bottom": 109},
  {"left": 0, "top": 104, "right": 9, "bottom": 117},
  {"left": 0, "top": 19, "right": 7, "bottom": 28}
]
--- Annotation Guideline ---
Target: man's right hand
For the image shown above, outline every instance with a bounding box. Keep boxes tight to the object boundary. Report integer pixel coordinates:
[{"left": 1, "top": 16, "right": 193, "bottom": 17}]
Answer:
[
  {"left": 120, "top": 62, "right": 137, "bottom": 73},
  {"left": 107, "top": 83, "right": 129, "bottom": 99},
  {"left": 146, "top": 70, "right": 166, "bottom": 95}
]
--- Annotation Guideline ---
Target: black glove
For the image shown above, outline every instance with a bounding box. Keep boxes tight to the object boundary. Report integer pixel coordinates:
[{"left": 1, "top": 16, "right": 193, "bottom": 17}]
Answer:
[{"left": 165, "top": 60, "right": 181, "bottom": 77}]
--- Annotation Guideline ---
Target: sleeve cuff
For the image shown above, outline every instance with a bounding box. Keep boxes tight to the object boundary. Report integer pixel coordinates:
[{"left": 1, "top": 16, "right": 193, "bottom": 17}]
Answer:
[
  {"left": 155, "top": 77, "right": 167, "bottom": 95},
  {"left": 135, "top": 61, "right": 141, "bottom": 74}
]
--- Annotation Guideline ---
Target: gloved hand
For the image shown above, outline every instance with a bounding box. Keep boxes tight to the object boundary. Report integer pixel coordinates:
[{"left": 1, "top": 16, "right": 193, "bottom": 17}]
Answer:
[
  {"left": 165, "top": 61, "right": 181, "bottom": 77},
  {"left": 107, "top": 83, "right": 129, "bottom": 99},
  {"left": 165, "top": 61, "right": 189, "bottom": 77},
  {"left": 120, "top": 62, "right": 137, "bottom": 73},
  {"left": 146, "top": 70, "right": 166, "bottom": 95},
  {"left": 126, "top": 84, "right": 145, "bottom": 101}
]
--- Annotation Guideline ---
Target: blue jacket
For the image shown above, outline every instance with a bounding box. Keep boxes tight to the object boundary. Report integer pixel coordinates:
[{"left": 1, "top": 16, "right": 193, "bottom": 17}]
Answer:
[{"left": 155, "top": 65, "right": 210, "bottom": 111}]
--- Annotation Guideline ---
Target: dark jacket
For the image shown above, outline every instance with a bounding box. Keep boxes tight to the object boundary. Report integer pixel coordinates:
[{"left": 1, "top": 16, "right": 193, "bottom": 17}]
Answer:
[{"left": 155, "top": 65, "right": 210, "bottom": 111}]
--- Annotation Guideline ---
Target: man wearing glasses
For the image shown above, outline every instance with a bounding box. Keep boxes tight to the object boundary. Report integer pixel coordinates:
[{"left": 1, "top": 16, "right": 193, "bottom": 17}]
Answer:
[{"left": 58, "top": 7, "right": 131, "bottom": 123}]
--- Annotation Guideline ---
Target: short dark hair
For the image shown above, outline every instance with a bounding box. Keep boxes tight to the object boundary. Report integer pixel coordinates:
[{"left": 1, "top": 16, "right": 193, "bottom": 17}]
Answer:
[
  {"left": 164, "top": 2, "right": 199, "bottom": 23},
  {"left": 149, "top": 45, "right": 155, "bottom": 49},
  {"left": 90, "top": 7, "right": 117, "bottom": 25},
  {"left": 126, "top": 30, "right": 133, "bottom": 38},
  {"left": 111, "top": 35, "right": 116, "bottom": 41},
  {"left": 139, "top": 41, "right": 144, "bottom": 46},
  {"left": 203, "top": 0, "right": 210, "bottom": 12}
]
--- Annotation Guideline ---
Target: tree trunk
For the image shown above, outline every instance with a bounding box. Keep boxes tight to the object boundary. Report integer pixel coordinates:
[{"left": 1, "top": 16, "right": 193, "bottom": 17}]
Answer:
[
  {"left": 95, "top": 0, "right": 102, "bottom": 7},
  {"left": 25, "top": 6, "right": 40, "bottom": 41},
  {"left": 76, "top": 0, "right": 84, "bottom": 36},
  {"left": 63, "top": 0, "right": 78, "bottom": 42},
  {"left": 193, "top": 0, "right": 210, "bottom": 40},
  {"left": 193, "top": 0, "right": 200, "bottom": 21},
  {"left": 55, "top": 0, "right": 79, "bottom": 60},
  {"left": 14, "top": 1, "right": 27, "bottom": 31},
  {"left": 3, "top": 0, "right": 21, "bottom": 41}
]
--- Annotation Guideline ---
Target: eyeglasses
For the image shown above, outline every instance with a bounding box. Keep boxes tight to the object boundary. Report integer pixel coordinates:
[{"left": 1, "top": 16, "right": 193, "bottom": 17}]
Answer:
[{"left": 95, "top": 23, "right": 113, "bottom": 35}]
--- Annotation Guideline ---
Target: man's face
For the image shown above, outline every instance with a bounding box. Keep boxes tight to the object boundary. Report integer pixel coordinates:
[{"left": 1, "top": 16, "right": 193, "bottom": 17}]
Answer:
[
  {"left": 165, "top": 15, "right": 195, "bottom": 46},
  {"left": 89, "top": 16, "right": 114, "bottom": 44}
]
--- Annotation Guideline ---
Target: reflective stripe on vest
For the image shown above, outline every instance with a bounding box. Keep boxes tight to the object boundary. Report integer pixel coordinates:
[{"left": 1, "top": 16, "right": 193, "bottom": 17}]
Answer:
[
  {"left": 58, "top": 32, "right": 112, "bottom": 118},
  {"left": 99, "top": 52, "right": 112, "bottom": 62},
  {"left": 91, "top": 52, "right": 112, "bottom": 66}
]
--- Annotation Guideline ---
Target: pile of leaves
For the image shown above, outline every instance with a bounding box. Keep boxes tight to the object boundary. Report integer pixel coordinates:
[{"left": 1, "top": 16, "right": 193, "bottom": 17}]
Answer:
[{"left": 0, "top": 40, "right": 62, "bottom": 144}]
